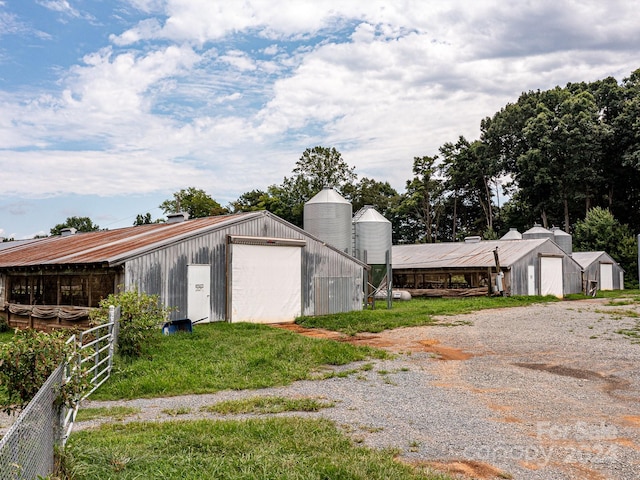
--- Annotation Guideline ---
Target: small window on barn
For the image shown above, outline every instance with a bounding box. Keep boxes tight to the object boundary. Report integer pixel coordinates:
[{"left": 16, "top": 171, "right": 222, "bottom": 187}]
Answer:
[
  {"left": 9, "top": 277, "right": 29, "bottom": 304},
  {"left": 90, "top": 274, "right": 115, "bottom": 307},
  {"left": 43, "top": 276, "right": 58, "bottom": 304},
  {"left": 60, "top": 275, "right": 89, "bottom": 306}
]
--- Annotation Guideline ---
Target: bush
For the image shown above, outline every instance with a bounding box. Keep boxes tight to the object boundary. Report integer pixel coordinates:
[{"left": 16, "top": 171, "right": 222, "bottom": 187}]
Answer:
[
  {"left": 90, "top": 289, "right": 171, "bottom": 359},
  {"left": 0, "top": 314, "right": 9, "bottom": 333},
  {"left": 0, "top": 329, "right": 72, "bottom": 414}
]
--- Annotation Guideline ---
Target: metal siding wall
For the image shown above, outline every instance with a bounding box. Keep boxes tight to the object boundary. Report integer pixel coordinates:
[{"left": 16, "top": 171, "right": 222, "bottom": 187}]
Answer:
[
  {"left": 124, "top": 215, "right": 363, "bottom": 321},
  {"left": 509, "top": 243, "right": 583, "bottom": 296}
]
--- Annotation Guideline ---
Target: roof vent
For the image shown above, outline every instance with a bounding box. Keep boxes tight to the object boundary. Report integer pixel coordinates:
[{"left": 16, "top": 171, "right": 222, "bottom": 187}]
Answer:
[
  {"left": 464, "top": 236, "right": 482, "bottom": 243},
  {"left": 167, "top": 212, "right": 190, "bottom": 224},
  {"left": 60, "top": 227, "right": 77, "bottom": 237}
]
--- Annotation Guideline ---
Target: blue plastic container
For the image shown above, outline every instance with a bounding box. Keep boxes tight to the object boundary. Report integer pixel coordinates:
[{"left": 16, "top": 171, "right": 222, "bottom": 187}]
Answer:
[{"left": 162, "top": 318, "right": 193, "bottom": 335}]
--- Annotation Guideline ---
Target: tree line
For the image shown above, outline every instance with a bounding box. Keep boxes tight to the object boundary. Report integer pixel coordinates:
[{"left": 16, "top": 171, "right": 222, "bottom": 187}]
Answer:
[{"left": 49, "top": 69, "right": 640, "bottom": 284}]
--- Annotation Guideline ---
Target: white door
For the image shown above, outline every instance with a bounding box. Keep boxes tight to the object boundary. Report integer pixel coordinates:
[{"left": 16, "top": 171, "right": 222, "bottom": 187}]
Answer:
[
  {"left": 527, "top": 265, "right": 536, "bottom": 296},
  {"left": 600, "top": 263, "right": 613, "bottom": 290},
  {"left": 188, "top": 265, "right": 210, "bottom": 323},
  {"left": 540, "top": 256, "right": 563, "bottom": 298},
  {"left": 229, "top": 244, "right": 302, "bottom": 323}
]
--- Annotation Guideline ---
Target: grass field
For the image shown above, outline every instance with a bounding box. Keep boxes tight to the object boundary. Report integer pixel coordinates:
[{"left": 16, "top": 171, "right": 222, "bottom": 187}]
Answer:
[
  {"left": 65, "top": 417, "right": 452, "bottom": 480},
  {"left": 296, "top": 294, "right": 562, "bottom": 334},
  {"left": 91, "top": 321, "right": 387, "bottom": 401}
]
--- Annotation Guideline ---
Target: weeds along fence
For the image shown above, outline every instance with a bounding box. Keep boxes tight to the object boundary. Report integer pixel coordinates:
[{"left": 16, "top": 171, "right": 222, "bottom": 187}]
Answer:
[{"left": 0, "top": 305, "right": 120, "bottom": 480}]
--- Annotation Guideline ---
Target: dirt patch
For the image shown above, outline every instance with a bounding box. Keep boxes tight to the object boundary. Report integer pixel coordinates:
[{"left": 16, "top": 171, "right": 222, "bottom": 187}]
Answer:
[
  {"left": 514, "top": 363, "right": 631, "bottom": 399},
  {"left": 273, "top": 324, "right": 472, "bottom": 359},
  {"left": 514, "top": 363, "right": 604, "bottom": 380},
  {"left": 418, "top": 339, "right": 473, "bottom": 360},
  {"left": 623, "top": 416, "right": 640, "bottom": 428},
  {"left": 405, "top": 458, "right": 511, "bottom": 479}
]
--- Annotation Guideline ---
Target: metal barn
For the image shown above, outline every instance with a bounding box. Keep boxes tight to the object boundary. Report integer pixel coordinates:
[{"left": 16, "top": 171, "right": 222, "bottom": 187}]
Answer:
[
  {"left": 571, "top": 251, "right": 625, "bottom": 292},
  {"left": 0, "top": 211, "right": 366, "bottom": 330},
  {"left": 392, "top": 238, "right": 583, "bottom": 298}
]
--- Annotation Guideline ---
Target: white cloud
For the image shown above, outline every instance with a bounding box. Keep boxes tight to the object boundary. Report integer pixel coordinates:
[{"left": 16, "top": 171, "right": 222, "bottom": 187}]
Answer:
[{"left": 2, "top": 0, "right": 640, "bottom": 238}]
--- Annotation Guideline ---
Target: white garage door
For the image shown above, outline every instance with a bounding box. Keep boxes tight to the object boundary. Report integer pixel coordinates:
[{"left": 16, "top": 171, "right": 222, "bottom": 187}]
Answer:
[
  {"left": 228, "top": 237, "right": 305, "bottom": 323},
  {"left": 540, "top": 256, "right": 563, "bottom": 298},
  {"left": 600, "top": 263, "right": 613, "bottom": 290}
]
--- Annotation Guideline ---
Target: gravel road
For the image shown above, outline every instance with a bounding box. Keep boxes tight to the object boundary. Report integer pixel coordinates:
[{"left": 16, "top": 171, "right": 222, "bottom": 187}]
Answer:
[{"left": 75, "top": 298, "right": 640, "bottom": 479}]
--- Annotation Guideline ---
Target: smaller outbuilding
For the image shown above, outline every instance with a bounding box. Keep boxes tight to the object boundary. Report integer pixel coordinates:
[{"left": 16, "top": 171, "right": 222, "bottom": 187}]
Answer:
[{"left": 571, "top": 251, "right": 625, "bottom": 292}]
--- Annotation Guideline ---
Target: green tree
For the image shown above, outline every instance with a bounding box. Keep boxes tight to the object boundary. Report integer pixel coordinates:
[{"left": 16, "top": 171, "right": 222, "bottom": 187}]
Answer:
[
  {"left": 50, "top": 216, "right": 100, "bottom": 236},
  {"left": 229, "top": 189, "right": 268, "bottom": 213},
  {"left": 573, "top": 207, "right": 637, "bottom": 286},
  {"left": 160, "top": 187, "right": 228, "bottom": 219},
  {"left": 396, "top": 156, "right": 446, "bottom": 243},
  {"left": 439, "top": 137, "right": 500, "bottom": 236},
  {"left": 134, "top": 213, "right": 163, "bottom": 226},
  {"left": 266, "top": 146, "right": 357, "bottom": 227},
  {"left": 341, "top": 177, "right": 400, "bottom": 219}
]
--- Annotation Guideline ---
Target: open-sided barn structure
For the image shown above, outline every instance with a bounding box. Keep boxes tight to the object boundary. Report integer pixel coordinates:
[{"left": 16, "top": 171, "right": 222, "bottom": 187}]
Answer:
[
  {"left": 0, "top": 211, "right": 366, "bottom": 330},
  {"left": 392, "top": 238, "right": 584, "bottom": 298}
]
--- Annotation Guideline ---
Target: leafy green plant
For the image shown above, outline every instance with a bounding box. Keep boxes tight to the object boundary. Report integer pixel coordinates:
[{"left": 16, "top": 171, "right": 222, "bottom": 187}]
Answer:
[
  {"left": 90, "top": 288, "right": 172, "bottom": 359},
  {"left": 0, "top": 314, "right": 9, "bottom": 333},
  {"left": 0, "top": 329, "right": 86, "bottom": 414}
]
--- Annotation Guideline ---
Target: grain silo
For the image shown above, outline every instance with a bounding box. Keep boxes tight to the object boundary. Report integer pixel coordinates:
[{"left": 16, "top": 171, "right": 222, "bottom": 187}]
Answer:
[
  {"left": 304, "top": 187, "right": 352, "bottom": 255},
  {"left": 353, "top": 206, "right": 392, "bottom": 265},
  {"left": 501, "top": 228, "right": 522, "bottom": 240},
  {"left": 551, "top": 227, "right": 572, "bottom": 254},
  {"left": 353, "top": 205, "right": 392, "bottom": 306},
  {"left": 522, "top": 223, "right": 554, "bottom": 241}
]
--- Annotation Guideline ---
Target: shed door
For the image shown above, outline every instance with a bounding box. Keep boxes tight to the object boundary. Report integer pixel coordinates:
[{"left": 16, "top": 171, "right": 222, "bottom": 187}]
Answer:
[
  {"left": 527, "top": 265, "right": 536, "bottom": 296},
  {"left": 188, "top": 265, "right": 210, "bottom": 323},
  {"left": 600, "top": 263, "right": 613, "bottom": 290},
  {"left": 540, "top": 256, "right": 563, "bottom": 298},
  {"left": 229, "top": 244, "right": 302, "bottom": 323}
]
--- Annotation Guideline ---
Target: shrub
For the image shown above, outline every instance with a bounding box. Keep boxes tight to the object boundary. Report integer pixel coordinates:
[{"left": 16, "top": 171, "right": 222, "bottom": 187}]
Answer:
[
  {"left": 90, "top": 289, "right": 171, "bottom": 359},
  {"left": 0, "top": 314, "right": 9, "bottom": 333},
  {"left": 0, "top": 329, "right": 72, "bottom": 414}
]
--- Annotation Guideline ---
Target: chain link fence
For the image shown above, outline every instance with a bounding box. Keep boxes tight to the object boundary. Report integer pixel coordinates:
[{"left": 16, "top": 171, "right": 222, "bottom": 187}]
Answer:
[
  {"left": 0, "top": 365, "right": 65, "bottom": 479},
  {"left": 0, "top": 305, "right": 120, "bottom": 479}
]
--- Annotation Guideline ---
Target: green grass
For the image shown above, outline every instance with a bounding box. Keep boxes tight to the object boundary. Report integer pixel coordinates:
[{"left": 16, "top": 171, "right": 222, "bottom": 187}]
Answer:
[
  {"left": 200, "top": 396, "right": 335, "bottom": 415},
  {"left": 64, "top": 417, "right": 452, "bottom": 480},
  {"left": 296, "top": 295, "right": 560, "bottom": 334},
  {"left": 76, "top": 406, "right": 141, "bottom": 422},
  {"left": 0, "top": 330, "right": 14, "bottom": 344},
  {"left": 92, "top": 322, "right": 387, "bottom": 401}
]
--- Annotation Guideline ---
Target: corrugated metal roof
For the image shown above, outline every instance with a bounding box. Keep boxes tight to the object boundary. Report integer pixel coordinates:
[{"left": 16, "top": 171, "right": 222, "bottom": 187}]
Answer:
[
  {"left": 392, "top": 238, "right": 550, "bottom": 269},
  {"left": 571, "top": 251, "right": 608, "bottom": 268},
  {"left": 0, "top": 212, "right": 260, "bottom": 268}
]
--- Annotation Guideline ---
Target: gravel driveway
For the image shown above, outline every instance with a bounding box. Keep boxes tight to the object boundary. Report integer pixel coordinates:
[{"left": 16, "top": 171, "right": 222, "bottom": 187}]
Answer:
[{"left": 77, "top": 298, "right": 640, "bottom": 479}]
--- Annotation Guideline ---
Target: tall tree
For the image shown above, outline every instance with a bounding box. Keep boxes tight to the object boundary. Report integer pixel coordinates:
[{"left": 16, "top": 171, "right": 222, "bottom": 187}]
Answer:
[
  {"left": 573, "top": 207, "right": 637, "bottom": 285},
  {"left": 267, "top": 146, "right": 358, "bottom": 227},
  {"left": 159, "top": 187, "right": 228, "bottom": 219},
  {"left": 396, "top": 156, "right": 446, "bottom": 243},
  {"left": 50, "top": 216, "right": 100, "bottom": 236},
  {"left": 341, "top": 177, "right": 399, "bottom": 218},
  {"left": 439, "top": 136, "right": 500, "bottom": 236}
]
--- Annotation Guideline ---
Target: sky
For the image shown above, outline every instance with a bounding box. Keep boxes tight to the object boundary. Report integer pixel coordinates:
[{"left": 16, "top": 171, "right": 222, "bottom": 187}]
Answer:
[{"left": 0, "top": 1, "right": 638, "bottom": 239}]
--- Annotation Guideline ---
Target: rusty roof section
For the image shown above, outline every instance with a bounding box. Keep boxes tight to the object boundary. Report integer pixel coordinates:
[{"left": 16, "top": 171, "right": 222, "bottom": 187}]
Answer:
[
  {"left": 0, "top": 212, "right": 260, "bottom": 268},
  {"left": 392, "top": 238, "right": 553, "bottom": 269}
]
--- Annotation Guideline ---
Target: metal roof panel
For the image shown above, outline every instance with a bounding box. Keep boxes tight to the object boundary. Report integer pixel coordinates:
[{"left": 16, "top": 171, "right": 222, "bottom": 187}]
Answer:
[{"left": 0, "top": 213, "right": 259, "bottom": 268}]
